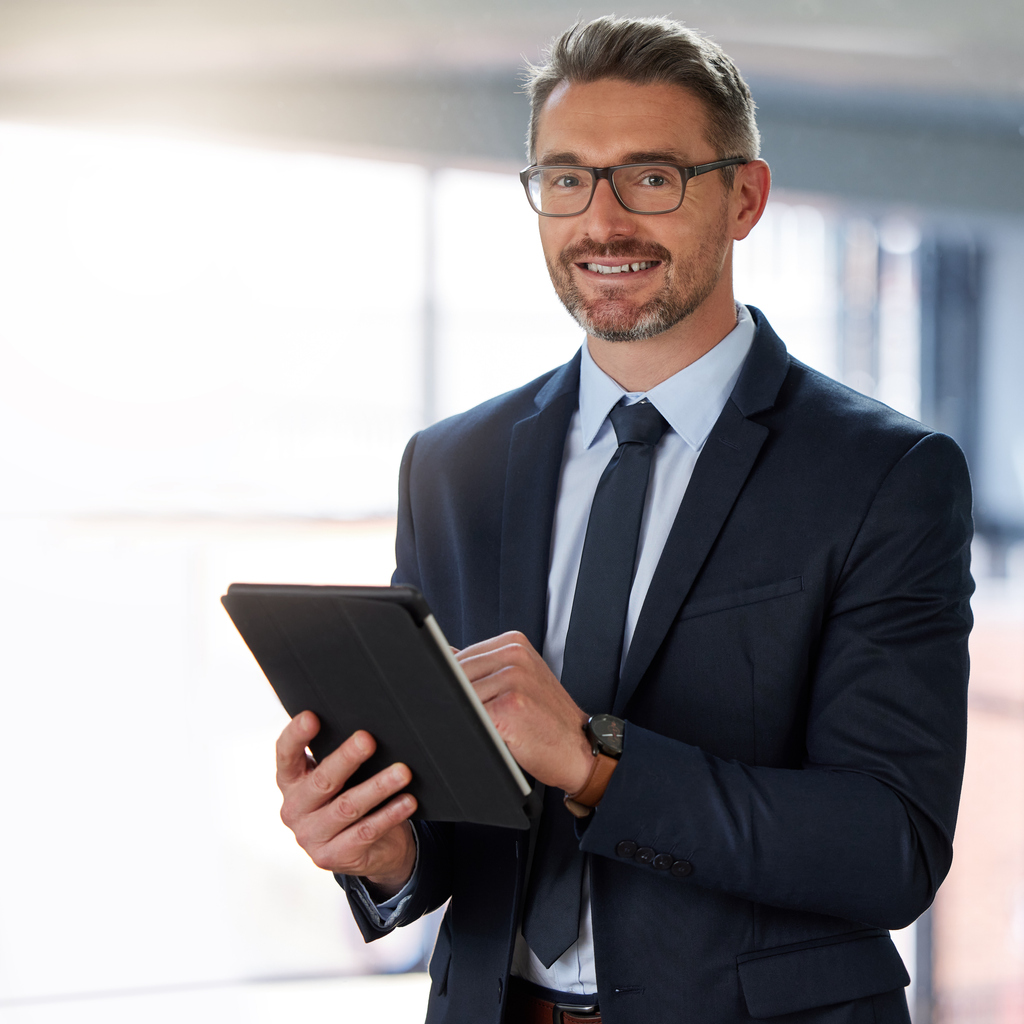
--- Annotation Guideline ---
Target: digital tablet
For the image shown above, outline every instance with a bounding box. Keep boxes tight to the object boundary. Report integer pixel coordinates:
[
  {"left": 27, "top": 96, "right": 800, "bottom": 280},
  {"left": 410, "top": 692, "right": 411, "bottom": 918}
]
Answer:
[{"left": 222, "top": 583, "right": 532, "bottom": 829}]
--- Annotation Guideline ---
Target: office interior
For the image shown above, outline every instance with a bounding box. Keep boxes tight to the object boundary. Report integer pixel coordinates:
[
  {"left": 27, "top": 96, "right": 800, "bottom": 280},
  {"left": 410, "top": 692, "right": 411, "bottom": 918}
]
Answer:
[{"left": 0, "top": 2, "right": 1022, "bottom": 1022}]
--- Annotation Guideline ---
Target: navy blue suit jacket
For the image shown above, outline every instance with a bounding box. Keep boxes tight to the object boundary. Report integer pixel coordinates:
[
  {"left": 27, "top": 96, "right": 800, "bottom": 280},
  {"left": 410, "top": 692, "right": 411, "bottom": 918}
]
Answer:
[{"left": 341, "top": 309, "right": 973, "bottom": 1023}]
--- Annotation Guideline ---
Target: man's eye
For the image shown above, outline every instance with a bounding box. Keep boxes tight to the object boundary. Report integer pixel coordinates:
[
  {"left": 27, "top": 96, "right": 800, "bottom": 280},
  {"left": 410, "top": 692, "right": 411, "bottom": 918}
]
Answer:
[
  {"left": 642, "top": 174, "right": 667, "bottom": 187},
  {"left": 555, "top": 175, "right": 582, "bottom": 188}
]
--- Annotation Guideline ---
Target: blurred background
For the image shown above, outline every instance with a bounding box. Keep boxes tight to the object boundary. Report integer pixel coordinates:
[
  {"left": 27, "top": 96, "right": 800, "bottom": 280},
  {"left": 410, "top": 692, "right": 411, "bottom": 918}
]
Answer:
[{"left": 0, "top": 1, "right": 1021, "bottom": 1022}]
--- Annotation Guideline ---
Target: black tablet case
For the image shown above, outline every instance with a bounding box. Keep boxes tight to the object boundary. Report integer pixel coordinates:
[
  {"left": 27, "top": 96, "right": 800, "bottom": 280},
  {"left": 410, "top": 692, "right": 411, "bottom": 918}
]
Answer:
[{"left": 222, "top": 583, "right": 531, "bottom": 830}]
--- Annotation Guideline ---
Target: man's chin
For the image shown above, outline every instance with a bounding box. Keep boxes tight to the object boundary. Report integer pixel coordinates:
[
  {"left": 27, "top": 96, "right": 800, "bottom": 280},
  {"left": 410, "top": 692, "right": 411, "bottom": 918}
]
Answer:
[
  {"left": 584, "top": 322, "right": 650, "bottom": 343},
  {"left": 572, "top": 301, "right": 679, "bottom": 344}
]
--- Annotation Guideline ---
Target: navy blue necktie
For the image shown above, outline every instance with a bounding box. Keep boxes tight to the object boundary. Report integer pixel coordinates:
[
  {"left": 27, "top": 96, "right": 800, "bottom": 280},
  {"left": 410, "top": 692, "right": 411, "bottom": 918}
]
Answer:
[{"left": 522, "top": 398, "right": 669, "bottom": 967}]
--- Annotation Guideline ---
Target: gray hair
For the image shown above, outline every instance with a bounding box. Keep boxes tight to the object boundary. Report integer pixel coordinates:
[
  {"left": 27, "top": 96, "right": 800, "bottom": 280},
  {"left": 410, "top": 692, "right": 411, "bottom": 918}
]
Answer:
[{"left": 523, "top": 17, "right": 760, "bottom": 186}]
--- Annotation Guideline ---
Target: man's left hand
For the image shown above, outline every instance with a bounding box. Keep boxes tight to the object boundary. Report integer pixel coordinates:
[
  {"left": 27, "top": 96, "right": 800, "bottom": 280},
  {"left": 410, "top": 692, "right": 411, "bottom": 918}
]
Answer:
[{"left": 456, "top": 632, "right": 593, "bottom": 792}]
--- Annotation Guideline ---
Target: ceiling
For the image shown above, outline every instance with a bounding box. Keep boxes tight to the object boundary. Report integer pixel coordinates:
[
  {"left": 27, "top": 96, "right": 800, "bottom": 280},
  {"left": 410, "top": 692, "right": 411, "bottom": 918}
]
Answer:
[
  {"left": 0, "top": 1, "right": 1021, "bottom": 212},
  {"left": 0, "top": 0, "right": 1020, "bottom": 97}
]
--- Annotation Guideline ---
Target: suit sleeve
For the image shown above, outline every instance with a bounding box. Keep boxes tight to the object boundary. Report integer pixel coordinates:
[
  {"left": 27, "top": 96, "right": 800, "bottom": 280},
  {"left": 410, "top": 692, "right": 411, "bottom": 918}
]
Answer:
[
  {"left": 393, "top": 433, "right": 423, "bottom": 593},
  {"left": 338, "top": 820, "right": 454, "bottom": 940},
  {"left": 580, "top": 431, "right": 973, "bottom": 929},
  {"left": 338, "top": 431, "right": 459, "bottom": 940}
]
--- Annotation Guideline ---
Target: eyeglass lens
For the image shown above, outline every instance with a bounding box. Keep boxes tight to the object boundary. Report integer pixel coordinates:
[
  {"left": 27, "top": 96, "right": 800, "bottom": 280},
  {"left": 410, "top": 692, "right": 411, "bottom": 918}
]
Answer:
[{"left": 526, "top": 164, "right": 685, "bottom": 215}]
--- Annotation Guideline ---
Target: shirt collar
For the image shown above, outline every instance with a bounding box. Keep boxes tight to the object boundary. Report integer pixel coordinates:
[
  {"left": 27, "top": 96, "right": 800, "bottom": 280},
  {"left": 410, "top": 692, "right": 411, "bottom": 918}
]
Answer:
[{"left": 578, "top": 303, "right": 756, "bottom": 451}]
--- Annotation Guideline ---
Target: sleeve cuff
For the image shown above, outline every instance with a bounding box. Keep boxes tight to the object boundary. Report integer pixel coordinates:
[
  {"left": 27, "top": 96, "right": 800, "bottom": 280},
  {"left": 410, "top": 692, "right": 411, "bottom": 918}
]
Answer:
[{"left": 343, "top": 824, "right": 421, "bottom": 930}]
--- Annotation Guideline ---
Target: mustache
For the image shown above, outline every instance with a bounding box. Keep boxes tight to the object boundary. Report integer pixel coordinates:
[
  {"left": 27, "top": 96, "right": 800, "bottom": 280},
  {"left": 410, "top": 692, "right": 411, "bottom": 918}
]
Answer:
[{"left": 559, "top": 240, "right": 673, "bottom": 265}]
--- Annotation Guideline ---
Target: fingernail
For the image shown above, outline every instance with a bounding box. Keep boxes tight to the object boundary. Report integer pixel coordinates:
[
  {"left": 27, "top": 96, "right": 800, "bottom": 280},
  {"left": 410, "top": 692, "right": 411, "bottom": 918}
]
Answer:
[{"left": 353, "top": 732, "right": 370, "bottom": 754}]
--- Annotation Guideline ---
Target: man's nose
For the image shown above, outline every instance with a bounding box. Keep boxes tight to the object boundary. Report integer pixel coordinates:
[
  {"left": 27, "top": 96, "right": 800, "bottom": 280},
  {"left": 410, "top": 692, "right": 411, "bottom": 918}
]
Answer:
[{"left": 582, "top": 178, "right": 637, "bottom": 243}]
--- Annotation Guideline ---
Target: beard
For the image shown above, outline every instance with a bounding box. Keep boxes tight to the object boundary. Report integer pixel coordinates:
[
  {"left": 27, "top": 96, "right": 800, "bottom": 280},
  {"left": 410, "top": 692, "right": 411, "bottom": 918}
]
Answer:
[{"left": 546, "top": 229, "right": 729, "bottom": 343}]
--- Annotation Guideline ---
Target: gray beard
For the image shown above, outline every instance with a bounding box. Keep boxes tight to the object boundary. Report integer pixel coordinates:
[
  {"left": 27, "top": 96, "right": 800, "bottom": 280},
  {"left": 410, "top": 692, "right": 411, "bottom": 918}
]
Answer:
[{"left": 547, "top": 232, "right": 728, "bottom": 343}]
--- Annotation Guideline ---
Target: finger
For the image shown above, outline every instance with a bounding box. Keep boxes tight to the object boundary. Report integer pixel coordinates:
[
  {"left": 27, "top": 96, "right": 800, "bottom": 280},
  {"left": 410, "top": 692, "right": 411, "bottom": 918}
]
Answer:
[
  {"left": 462, "top": 664, "right": 520, "bottom": 705},
  {"left": 286, "top": 729, "right": 377, "bottom": 816},
  {"left": 276, "top": 711, "right": 321, "bottom": 787},
  {"left": 313, "top": 761, "right": 414, "bottom": 845},
  {"left": 456, "top": 631, "right": 532, "bottom": 661},
  {"left": 458, "top": 643, "right": 531, "bottom": 683},
  {"left": 320, "top": 793, "right": 418, "bottom": 872}
]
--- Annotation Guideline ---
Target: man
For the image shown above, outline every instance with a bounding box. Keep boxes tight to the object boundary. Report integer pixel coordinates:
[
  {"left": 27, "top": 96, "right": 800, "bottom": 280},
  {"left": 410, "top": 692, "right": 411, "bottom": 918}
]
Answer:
[{"left": 276, "top": 17, "right": 972, "bottom": 1024}]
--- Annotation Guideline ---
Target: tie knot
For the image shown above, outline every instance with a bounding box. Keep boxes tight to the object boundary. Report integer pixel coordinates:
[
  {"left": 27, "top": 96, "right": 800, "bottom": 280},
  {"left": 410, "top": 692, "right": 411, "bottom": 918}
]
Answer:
[{"left": 608, "top": 399, "right": 669, "bottom": 448}]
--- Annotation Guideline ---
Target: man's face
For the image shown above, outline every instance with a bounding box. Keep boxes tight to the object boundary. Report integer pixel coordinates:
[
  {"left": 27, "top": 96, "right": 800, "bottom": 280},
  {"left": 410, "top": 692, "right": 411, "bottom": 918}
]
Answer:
[{"left": 533, "top": 78, "right": 734, "bottom": 343}]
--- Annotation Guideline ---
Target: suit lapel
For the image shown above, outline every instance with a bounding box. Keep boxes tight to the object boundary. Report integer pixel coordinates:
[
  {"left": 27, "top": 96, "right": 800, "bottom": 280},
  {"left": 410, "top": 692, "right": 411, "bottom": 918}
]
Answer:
[
  {"left": 614, "top": 403, "right": 768, "bottom": 714},
  {"left": 613, "top": 309, "right": 791, "bottom": 716},
  {"left": 498, "top": 355, "right": 580, "bottom": 649}
]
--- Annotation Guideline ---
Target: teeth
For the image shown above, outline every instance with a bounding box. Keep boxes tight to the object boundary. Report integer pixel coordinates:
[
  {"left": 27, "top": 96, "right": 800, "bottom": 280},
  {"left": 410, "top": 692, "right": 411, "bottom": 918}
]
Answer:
[{"left": 585, "top": 261, "right": 654, "bottom": 275}]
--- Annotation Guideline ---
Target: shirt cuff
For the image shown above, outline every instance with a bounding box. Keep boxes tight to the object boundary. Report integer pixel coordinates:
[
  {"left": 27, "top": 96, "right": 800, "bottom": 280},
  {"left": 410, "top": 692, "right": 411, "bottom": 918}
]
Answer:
[{"left": 344, "top": 824, "right": 421, "bottom": 930}]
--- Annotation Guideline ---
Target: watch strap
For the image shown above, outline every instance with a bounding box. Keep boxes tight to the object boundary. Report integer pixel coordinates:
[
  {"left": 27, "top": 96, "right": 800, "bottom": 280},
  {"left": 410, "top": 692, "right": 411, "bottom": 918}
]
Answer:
[{"left": 563, "top": 752, "right": 619, "bottom": 818}]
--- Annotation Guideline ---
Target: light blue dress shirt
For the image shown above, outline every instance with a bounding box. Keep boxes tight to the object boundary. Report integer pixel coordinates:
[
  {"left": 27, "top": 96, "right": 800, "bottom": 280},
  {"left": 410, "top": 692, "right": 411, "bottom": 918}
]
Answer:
[
  {"left": 360, "top": 304, "right": 756, "bottom": 994},
  {"left": 512, "top": 303, "right": 756, "bottom": 993}
]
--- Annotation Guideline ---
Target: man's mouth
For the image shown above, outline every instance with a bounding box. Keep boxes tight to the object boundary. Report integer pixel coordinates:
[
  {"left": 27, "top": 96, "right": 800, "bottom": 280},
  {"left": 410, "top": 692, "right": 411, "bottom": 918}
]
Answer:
[{"left": 580, "top": 260, "right": 660, "bottom": 275}]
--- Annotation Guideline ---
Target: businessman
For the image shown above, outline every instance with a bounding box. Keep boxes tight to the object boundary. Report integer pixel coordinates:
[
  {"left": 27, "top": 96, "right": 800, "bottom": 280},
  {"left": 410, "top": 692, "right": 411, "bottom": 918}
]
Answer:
[{"left": 275, "top": 17, "right": 973, "bottom": 1024}]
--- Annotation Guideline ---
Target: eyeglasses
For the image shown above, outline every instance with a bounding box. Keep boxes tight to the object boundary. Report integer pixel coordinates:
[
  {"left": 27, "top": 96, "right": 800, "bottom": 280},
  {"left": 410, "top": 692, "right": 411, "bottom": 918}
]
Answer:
[{"left": 519, "top": 158, "right": 748, "bottom": 217}]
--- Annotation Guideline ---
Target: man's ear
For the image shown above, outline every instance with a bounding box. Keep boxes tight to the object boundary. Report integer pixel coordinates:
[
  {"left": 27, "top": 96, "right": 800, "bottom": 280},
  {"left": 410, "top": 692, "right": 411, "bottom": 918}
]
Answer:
[{"left": 730, "top": 159, "right": 771, "bottom": 241}]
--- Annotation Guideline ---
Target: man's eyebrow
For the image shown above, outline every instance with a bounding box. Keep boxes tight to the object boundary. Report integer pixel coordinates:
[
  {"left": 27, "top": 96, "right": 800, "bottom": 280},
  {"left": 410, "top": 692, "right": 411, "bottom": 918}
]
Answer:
[
  {"left": 621, "top": 151, "right": 689, "bottom": 165},
  {"left": 536, "top": 152, "right": 584, "bottom": 165},
  {"left": 535, "top": 151, "right": 692, "bottom": 167}
]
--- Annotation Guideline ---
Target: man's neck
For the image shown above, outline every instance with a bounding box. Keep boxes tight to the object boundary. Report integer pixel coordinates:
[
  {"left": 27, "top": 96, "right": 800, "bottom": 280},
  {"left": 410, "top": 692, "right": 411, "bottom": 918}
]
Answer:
[{"left": 586, "top": 292, "right": 740, "bottom": 393}]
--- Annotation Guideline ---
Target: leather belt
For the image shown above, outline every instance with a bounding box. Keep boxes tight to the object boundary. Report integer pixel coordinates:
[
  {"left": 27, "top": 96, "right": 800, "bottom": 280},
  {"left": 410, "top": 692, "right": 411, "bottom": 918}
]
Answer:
[{"left": 506, "top": 978, "right": 601, "bottom": 1024}]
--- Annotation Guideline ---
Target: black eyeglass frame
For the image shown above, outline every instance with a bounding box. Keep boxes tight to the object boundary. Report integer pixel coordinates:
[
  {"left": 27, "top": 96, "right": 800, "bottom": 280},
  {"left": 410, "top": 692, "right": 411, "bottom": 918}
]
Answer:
[{"left": 519, "top": 157, "right": 749, "bottom": 217}]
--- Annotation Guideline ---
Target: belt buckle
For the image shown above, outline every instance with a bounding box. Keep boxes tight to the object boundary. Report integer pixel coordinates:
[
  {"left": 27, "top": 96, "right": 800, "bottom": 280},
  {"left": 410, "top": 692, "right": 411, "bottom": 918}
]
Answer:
[{"left": 552, "top": 1002, "right": 599, "bottom": 1024}]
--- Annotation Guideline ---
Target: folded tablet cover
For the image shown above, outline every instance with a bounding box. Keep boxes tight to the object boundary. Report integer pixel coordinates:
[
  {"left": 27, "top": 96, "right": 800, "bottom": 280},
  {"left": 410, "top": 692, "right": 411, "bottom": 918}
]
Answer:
[{"left": 222, "top": 583, "right": 531, "bottom": 830}]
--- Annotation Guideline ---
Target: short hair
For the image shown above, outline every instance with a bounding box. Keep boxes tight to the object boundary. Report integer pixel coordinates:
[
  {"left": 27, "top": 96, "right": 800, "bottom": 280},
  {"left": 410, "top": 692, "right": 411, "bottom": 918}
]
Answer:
[{"left": 523, "top": 16, "right": 760, "bottom": 187}]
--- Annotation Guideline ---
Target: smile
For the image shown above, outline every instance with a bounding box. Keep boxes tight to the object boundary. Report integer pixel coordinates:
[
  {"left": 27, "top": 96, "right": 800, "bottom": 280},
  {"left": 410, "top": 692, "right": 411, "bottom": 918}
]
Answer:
[{"left": 583, "top": 261, "right": 659, "bottom": 275}]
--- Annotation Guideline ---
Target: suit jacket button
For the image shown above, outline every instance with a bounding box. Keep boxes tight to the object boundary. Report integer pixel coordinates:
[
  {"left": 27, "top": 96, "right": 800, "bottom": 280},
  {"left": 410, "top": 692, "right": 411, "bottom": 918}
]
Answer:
[
  {"left": 670, "top": 859, "right": 693, "bottom": 877},
  {"left": 653, "top": 853, "right": 673, "bottom": 870},
  {"left": 634, "top": 846, "right": 655, "bottom": 865},
  {"left": 615, "top": 841, "right": 638, "bottom": 859}
]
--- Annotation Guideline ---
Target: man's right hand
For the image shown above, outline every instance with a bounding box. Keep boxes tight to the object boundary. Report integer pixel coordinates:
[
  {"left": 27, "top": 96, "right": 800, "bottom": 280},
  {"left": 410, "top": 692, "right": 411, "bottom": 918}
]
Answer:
[{"left": 276, "top": 712, "right": 418, "bottom": 899}]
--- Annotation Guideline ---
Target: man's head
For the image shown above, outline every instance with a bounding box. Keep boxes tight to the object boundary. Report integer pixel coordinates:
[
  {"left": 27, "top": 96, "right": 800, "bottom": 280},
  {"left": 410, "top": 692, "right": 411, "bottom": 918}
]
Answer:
[
  {"left": 522, "top": 18, "right": 768, "bottom": 356},
  {"left": 524, "top": 17, "right": 760, "bottom": 186}
]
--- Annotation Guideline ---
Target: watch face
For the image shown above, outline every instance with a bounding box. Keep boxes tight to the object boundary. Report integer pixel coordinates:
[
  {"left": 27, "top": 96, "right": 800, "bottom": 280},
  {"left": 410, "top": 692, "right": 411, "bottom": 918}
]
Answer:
[{"left": 589, "top": 714, "right": 624, "bottom": 757}]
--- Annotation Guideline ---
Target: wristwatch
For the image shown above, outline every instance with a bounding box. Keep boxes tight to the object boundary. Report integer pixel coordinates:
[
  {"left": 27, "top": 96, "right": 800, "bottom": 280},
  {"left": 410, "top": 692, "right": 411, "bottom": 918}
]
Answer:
[{"left": 564, "top": 714, "right": 625, "bottom": 818}]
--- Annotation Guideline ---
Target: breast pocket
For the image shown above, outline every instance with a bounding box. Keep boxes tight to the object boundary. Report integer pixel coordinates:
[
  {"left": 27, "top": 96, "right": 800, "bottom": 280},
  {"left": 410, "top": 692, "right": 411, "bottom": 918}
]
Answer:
[
  {"left": 630, "top": 576, "right": 809, "bottom": 763},
  {"left": 679, "top": 575, "right": 804, "bottom": 621}
]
